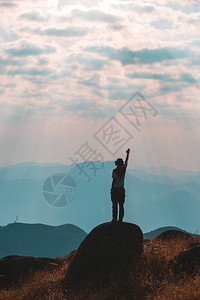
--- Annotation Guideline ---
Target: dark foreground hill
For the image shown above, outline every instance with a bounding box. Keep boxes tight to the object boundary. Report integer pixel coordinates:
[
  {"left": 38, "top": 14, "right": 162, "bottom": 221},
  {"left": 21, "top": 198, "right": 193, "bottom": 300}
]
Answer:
[
  {"left": 0, "top": 223, "right": 200, "bottom": 299},
  {"left": 0, "top": 223, "right": 87, "bottom": 258}
]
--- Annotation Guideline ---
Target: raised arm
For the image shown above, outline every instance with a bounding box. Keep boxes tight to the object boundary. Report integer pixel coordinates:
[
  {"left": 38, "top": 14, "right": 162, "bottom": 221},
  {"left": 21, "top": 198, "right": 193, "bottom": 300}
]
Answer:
[{"left": 125, "top": 148, "right": 130, "bottom": 165}]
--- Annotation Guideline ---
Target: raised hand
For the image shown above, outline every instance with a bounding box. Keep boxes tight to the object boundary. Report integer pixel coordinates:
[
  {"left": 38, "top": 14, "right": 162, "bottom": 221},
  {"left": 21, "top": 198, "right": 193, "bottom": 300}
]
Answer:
[{"left": 126, "top": 148, "right": 130, "bottom": 154}]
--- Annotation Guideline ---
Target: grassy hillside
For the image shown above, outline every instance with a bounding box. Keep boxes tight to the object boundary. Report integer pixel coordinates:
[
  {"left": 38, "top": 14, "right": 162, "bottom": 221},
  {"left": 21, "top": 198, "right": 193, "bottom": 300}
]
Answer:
[{"left": 1, "top": 234, "right": 200, "bottom": 299}]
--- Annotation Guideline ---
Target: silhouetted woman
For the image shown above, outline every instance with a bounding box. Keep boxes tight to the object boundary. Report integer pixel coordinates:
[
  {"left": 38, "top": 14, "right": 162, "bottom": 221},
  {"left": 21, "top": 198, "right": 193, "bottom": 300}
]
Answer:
[{"left": 110, "top": 148, "right": 130, "bottom": 222}]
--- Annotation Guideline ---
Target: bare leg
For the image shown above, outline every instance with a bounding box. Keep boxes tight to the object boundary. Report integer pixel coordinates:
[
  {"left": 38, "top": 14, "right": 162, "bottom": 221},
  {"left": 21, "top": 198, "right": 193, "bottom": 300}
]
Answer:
[
  {"left": 112, "top": 200, "right": 117, "bottom": 221},
  {"left": 119, "top": 202, "right": 124, "bottom": 222}
]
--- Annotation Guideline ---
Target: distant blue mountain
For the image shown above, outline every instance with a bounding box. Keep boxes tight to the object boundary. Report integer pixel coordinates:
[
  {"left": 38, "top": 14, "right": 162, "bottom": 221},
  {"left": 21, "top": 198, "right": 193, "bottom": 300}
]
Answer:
[
  {"left": 0, "top": 162, "right": 70, "bottom": 180},
  {"left": 137, "top": 165, "right": 200, "bottom": 180},
  {"left": 0, "top": 222, "right": 193, "bottom": 259},
  {"left": 0, "top": 162, "right": 199, "bottom": 233},
  {"left": 128, "top": 168, "right": 200, "bottom": 185},
  {"left": 0, "top": 222, "right": 86, "bottom": 258}
]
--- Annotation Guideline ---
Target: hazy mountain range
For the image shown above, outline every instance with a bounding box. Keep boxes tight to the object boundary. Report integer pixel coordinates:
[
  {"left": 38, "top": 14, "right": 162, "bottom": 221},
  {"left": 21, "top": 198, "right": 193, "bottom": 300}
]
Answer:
[
  {"left": 0, "top": 222, "right": 86, "bottom": 259},
  {"left": 0, "top": 162, "right": 199, "bottom": 233},
  {"left": 143, "top": 226, "right": 184, "bottom": 240},
  {"left": 0, "top": 222, "right": 190, "bottom": 258}
]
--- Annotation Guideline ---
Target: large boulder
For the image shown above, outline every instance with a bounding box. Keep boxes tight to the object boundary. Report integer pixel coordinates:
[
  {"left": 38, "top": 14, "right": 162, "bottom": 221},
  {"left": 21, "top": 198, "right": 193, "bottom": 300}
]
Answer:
[
  {"left": 65, "top": 222, "right": 143, "bottom": 284},
  {"left": 169, "top": 245, "right": 200, "bottom": 277}
]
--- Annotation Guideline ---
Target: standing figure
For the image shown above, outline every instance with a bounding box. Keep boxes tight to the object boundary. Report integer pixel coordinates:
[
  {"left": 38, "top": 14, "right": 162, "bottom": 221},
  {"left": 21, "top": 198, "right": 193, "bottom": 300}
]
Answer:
[{"left": 110, "top": 148, "right": 130, "bottom": 222}]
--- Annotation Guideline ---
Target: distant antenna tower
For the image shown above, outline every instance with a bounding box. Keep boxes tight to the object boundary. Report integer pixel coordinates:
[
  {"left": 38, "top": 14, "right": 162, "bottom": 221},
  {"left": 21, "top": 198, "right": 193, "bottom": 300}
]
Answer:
[{"left": 14, "top": 216, "right": 18, "bottom": 223}]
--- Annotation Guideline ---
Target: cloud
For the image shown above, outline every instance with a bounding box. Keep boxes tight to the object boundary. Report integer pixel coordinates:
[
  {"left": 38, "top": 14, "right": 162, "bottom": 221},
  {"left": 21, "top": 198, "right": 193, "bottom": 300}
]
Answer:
[
  {"left": 57, "top": 0, "right": 101, "bottom": 9},
  {"left": 20, "top": 11, "right": 45, "bottom": 21},
  {"left": 133, "top": 3, "right": 155, "bottom": 13},
  {"left": 151, "top": 19, "right": 173, "bottom": 30},
  {"left": 179, "top": 73, "right": 198, "bottom": 83},
  {"left": 78, "top": 74, "right": 100, "bottom": 87},
  {"left": 0, "top": 57, "right": 27, "bottom": 66},
  {"left": 151, "top": 0, "right": 197, "bottom": 6},
  {"left": 151, "top": 0, "right": 200, "bottom": 14},
  {"left": 108, "top": 24, "right": 125, "bottom": 31},
  {"left": 85, "top": 46, "right": 190, "bottom": 65},
  {"left": 19, "top": 89, "right": 52, "bottom": 100},
  {"left": 108, "top": 90, "right": 133, "bottom": 101},
  {"left": 5, "top": 83, "right": 16, "bottom": 88},
  {"left": 33, "top": 26, "right": 87, "bottom": 37},
  {"left": 0, "top": 2, "right": 17, "bottom": 8},
  {"left": 0, "top": 0, "right": 199, "bottom": 130},
  {"left": 159, "top": 83, "right": 187, "bottom": 93},
  {"left": 127, "top": 72, "right": 198, "bottom": 86},
  {"left": 83, "top": 58, "right": 106, "bottom": 71},
  {"left": 127, "top": 72, "right": 174, "bottom": 82},
  {"left": 38, "top": 58, "right": 48, "bottom": 65},
  {"left": 71, "top": 9, "right": 122, "bottom": 23},
  {"left": 189, "top": 39, "right": 200, "bottom": 47},
  {"left": 5, "top": 42, "right": 56, "bottom": 56},
  {"left": 7, "top": 67, "right": 54, "bottom": 76},
  {"left": 0, "top": 101, "right": 56, "bottom": 124},
  {"left": 60, "top": 96, "right": 113, "bottom": 118},
  {"left": 115, "top": 2, "right": 155, "bottom": 14},
  {"left": 67, "top": 53, "right": 106, "bottom": 71}
]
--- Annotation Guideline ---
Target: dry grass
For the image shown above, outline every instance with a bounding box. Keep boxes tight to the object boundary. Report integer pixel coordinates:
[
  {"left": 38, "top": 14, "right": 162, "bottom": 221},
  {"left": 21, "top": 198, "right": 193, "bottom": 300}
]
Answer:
[
  {"left": 0, "top": 236, "right": 200, "bottom": 300},
  {"left": 0, "top": 258, "right": 69, "bottom": 300}
]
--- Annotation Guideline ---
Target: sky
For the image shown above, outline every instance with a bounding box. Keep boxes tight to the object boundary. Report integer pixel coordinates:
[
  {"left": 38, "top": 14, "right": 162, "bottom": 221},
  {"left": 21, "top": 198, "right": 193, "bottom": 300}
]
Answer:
[{"left": 0, "top": 0, "right": 200, "bottom": 170}]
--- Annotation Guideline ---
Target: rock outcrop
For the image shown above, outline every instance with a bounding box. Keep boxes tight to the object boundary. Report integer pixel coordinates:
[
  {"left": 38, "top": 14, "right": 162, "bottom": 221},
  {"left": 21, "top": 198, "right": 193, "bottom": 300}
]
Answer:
[
  {"left": 169, "top": 245, "right": 200, "bottom": 277},
  {"left": 0, "top": 255, "right": 59, "bottom": 288},
  {"left": 152, "top": 230, "right": 192, "bottom": 242},
  {"left": 65, "top": 222, "right": 143, "bottom": 284}
]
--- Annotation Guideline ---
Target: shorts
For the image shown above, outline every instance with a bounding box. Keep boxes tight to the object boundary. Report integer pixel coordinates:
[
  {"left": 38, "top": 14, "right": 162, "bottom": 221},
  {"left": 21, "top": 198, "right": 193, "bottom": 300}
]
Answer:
[{"left": 111, "top": 187, "right": 125, "bottom": 204}]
